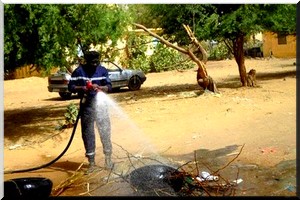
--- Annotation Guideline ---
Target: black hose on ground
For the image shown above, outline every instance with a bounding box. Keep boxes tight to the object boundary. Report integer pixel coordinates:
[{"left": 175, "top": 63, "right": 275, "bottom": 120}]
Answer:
[{"left": 4, "top": 99, "right": 82, "bottom": 174}]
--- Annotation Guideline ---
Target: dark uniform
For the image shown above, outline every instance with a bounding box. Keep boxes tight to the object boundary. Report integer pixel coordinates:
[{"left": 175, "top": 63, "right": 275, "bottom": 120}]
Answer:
[{"left": 68, "top": 51, "right": 113, "bottom": 171}]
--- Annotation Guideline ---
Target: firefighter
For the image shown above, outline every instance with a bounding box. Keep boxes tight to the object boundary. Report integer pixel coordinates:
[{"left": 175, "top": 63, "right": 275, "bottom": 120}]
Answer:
[{"left": 68, "top": 50, "right": 113, "bottom": 174}]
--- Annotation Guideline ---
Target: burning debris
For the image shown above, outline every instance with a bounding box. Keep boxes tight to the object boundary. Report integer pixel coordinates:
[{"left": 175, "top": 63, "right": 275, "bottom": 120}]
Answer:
[
  {"left": 51, "top": 144, "right": 245, "bottom": 197},
  {"left": 128, "top": 145, "right": 245, "bottom": 196}
]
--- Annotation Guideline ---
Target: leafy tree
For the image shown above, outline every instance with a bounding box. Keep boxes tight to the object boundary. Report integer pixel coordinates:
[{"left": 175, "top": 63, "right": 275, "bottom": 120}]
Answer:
[
  {"left": 126, "top": 4, "right": 158, "bottom": 28},
  {"left": 4, "top": 4, "right": 131, "bottom": 74},
  {"left": 144, "top": 4, "right": 296, "bottom": 86},
  {"left": 260, "top": 4, "right": 296, "bottom": 34}
]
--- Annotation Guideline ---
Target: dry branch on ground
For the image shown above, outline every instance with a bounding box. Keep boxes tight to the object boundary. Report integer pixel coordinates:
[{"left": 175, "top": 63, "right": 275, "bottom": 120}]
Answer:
[{"left": 51, "top": 143, "right": 244, "bottom": 196}]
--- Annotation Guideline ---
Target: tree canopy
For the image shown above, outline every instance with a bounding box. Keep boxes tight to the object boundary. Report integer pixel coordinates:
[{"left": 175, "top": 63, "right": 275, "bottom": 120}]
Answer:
[
  {"left": 137, "top": 4, "right": 296, "bottom": 86},
  {"left": 4, "top": 4, "right": 131, "bottom": 73},
  {"left": 4, "top": 4, "right": 296, "bottom": 83},
  {"left": 144, "top": 4, "right": 296, "bottom": 44}
]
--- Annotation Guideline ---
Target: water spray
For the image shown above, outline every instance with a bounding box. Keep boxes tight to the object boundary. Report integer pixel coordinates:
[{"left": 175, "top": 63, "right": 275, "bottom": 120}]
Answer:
[{"left": 4, "top": 89, "right": 182, "bottom": 196}]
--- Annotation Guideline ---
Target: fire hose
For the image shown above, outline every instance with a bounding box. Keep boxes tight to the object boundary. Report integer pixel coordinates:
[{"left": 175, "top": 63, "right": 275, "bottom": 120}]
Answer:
[
  {"left": 4, "top": 97, "right": 84, "bottom": 174},
  {"left": 4, "top": 81, "right": 97, "bottom": 174}
]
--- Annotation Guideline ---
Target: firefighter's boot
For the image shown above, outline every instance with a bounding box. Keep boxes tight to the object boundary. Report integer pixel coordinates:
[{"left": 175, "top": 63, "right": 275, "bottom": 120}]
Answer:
[
  {"left": 105, "top": 154, "right": 114, "bottom": 170},
  {"left": 85, "top": 155, "right": 96, "bottom": 175}
]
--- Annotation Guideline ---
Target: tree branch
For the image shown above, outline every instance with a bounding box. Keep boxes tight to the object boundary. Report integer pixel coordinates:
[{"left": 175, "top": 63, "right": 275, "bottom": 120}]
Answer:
[
  {"left": 183, "top": 24, "right": 208, "bottom": 64},
  {"left": 133, "top": 23, "right": 188, "bottom": 54},
  {"left": 224, "top": 39, "right": 234, "bottom": 55}
]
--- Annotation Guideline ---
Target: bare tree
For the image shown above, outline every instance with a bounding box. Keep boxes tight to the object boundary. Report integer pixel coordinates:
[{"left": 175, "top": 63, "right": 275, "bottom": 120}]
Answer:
[{"left": 134, "top": 23, "right": 219, "bottom": 93}]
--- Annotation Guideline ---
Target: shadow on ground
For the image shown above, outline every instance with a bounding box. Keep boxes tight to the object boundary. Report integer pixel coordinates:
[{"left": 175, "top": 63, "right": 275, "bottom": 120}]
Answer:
[
  {"left": 4, "top": 104, "right": 68, "bottom": 146},
  {"left": 45, "top": 65, "right": 296, "bottom": 103},
  {"left": 217, "top": 69, "right": 296, "bottom": 89},
  {"left": 4, "top": 68, "right": 296, "bottom": 146}
]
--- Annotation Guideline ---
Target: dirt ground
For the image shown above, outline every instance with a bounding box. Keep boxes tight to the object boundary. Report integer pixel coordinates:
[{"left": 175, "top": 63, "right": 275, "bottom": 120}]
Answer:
[{"left": 3, "top": 58, "right": 297, "bottom": 197}]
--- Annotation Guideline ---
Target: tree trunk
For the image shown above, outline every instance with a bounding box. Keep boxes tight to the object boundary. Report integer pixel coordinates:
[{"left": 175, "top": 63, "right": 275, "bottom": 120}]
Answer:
[{"left": 233, "top": 34, "right": 247, "bottom": 86}]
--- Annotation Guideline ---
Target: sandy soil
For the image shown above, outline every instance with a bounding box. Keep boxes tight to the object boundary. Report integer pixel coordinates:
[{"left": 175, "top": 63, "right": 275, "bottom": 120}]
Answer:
[{"left": 3, "top": 58, "right": 297, "bottom": 197}]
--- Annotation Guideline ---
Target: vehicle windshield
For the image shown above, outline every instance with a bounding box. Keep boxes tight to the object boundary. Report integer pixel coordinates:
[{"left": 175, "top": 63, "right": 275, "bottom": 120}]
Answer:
[{"left": 101, "top": 61, "right": 121, "bottom": 72}]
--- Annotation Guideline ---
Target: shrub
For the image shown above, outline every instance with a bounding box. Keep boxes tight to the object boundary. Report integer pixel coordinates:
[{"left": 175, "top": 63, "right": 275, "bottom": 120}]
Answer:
[
  {"left": 208, "top": 42, "right": 231, "bottom": 60},
  {"left": 149, "top": 43, "right": 194, "bottom": 72},
  {"left": 128, "top": 40, "right": 195, "bottom": 73},
  {"left": 63, "top": 103, "right": 79, "bottom": 128}
]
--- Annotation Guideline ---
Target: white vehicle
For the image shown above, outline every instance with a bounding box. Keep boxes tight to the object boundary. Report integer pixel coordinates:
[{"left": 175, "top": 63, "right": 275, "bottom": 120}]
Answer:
[{"left": 48, "top": 61, "right": 147, "bottom": 99}]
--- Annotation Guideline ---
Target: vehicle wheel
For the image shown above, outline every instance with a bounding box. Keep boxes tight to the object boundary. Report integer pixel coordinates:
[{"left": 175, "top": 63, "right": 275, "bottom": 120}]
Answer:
[
  {"left": 128, "top": 76, "right": 142, "bottom": 91},
  {"left": 59, "top": 92, "right": 72, "bottom": 99}
]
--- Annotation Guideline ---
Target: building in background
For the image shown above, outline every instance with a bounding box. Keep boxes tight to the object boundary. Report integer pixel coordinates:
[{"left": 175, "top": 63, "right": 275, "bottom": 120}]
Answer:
[{"left": 262, "top": 32, "right": 296, "bottom": 58}]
